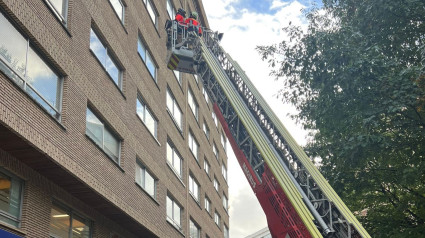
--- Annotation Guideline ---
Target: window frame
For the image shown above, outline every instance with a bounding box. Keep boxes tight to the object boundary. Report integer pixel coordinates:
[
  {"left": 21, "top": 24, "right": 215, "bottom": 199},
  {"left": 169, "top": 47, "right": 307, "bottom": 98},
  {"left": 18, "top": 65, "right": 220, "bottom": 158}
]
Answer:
[
  {"left": 214, "top": 211, "right": 221, "bottom": 227},
  {"left": 212, "top": 111, "right": 218, "bottom": 128},
  {"left": 213, "top": 177, "right": 219, "bottom": 193},
  {"left": 188, "top": 131, "right": 199, "bottom": 161},
  {"left": 213, "top": 143, "right": 219, "bottom": 161},
  {"left": 188, "top": 88, "right": 199, "bottom": 121},
  {"left": 136, "top": 93, "right": 158, "bottom": 139},
  {"left": 204, "top": 196, "right": 211, "bottom": 214},
  {"left": 85, "top": 107, "right": 121, "bottom": 164},
  {"left": 0, "top": 12, "right": 63, "bottom": 120},
  {"left": 221, "top": 133, "right": 227, "bottom": 152},
  {"left": 166, "top": 0, "right": 176, "bottom": 19},
  {"left": 0, "top": 168, "right": 24, "bottom": 228},
  {"left": 137, "top": 36, "right": 157, "bottom": 82},
  {"left": 108, "top": 0, "right": 125, "bottom": 24},
  {"left": 49, "top": 201, "right": 92, "bottom": 238},
  {"left": 166, "top": 195, "right": 182, "bottom": 230},
  {"left": 143, "top": 0, "right": 158, "bottom": 28},
  {"left": 203, "top": 121, "right": 210, "bottom": 140},
  {"left": 222, "top": 194, "right": 228, "bottom": 212},
  {"left": 204, "top": 158, "right": 210, "bottom": 177},
  {"left": 166, "top": 88, "right": 183, "bottom": 131},
  {"left": 44, "top": 0, "right": 69, "bottom": 25},
  {"left": 222, "top": 163, "right": 228, "bottom": 182},
  {"left": 166, "top": 140, "right": 183, "bottom": 178},
  {"left": 189, "top": 219, "right": 201, "bottom": 238},
  {"left": 188, "top": 174, "right": 200, "bottom": 202},
  {"left": 135, "top": 160, "right": 157, "bottom": 199},
  {"left": 89, "top": 27, "right": 123, "bottom": 90}
]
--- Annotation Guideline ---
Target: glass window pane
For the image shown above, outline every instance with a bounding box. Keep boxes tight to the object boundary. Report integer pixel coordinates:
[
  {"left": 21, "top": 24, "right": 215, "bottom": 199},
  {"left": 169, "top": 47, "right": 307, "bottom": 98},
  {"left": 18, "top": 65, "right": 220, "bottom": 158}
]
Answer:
[
  {"left": 173, "top": 203, "right": 180, "bottom": 227},
  {"left": 146, "top": 52, "right": 156, "bottom": 79},
  {"left": 137, "top": 39, "right": 146, "bottom": 62},
  {"left": 104, "top": 129, "right": 119, "bottom": 161},
  {"left": 145, "top": 109, "right": 156, "bottom": 137},
  {"left": 90, "top": 29, "right": 107, "bottom": 66},
  {"left": 0, "top": 172, "right": 22, "bottom": 227},
  {"left": 174, "top": 104, "right": 182, "bottom": 128},
  {"left": 135, "top": 164, "right": 142, "bottom": 185},
  {"left": 166, "top": 196, "right": 172, "bottom": 219},
  {"left": 146, "top": 0, "right": 156, "bottom": 25},
  {"left": 72, "top": 214, "right": 91, "bottom": 238},
  {"left": 26, "top": 47, "right": 60, "bottom": 109},
  {"left": 174, "top": 152, "right": 181, "bottom": 176},
  {"left": 109, "top": 0, "right": 124, "bottom": 21},
  {"left": 144, "top": 170, "right": 155, "bottom": 197},
  {"left": 136, "top": 98, "right": 145, "bottom": 120},
  {"left": 166, "top": 90, "right": 173, "bottom": 112},
  {"left": 166, "top": 143, "right": 173, "bottom": 165},
  {"left": 86, "top": 108, "right": 104, "bottom": 146},
  {"left": 49, "top": 205, "right": 70, "bottom": 238},
  {"left": 166, "top": 0, "right": 174, "bottom": 19},
  {"left": 105, "top": 54, "right": 120, "bottom": 87},
  {"left": 0, "top": 13, "right": 28, "bottom": 78}
]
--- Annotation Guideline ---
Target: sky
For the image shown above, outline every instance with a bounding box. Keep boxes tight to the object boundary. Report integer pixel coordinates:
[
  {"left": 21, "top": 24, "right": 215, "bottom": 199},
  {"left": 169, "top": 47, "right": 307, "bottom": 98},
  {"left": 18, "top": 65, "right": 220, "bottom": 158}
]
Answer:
[{"left": 200, "top": 0, "right": 318, "bottom": 237}]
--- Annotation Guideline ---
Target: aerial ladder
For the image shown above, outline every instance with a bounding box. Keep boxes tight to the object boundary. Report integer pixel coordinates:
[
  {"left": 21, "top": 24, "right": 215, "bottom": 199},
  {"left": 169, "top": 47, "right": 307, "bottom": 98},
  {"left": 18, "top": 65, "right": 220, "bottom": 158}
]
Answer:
[{"left": 166, "top": 21, "right": 371, "bottom": 238}]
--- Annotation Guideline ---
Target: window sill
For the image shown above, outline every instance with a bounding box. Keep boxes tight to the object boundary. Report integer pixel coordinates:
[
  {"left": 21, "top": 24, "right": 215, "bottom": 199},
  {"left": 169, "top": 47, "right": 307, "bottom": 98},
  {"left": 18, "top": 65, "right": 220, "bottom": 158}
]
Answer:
[
  {"left": 166, "top": 162, "right": 185, "bottom": 188},
  {"left": 42, "top": 0, "right": 72, "bottom": 38},
  {"left": 166, "top": 219, "right": 185, "bottom": 237},
  {"left": 135, "top": 182, "right": 160, "bottom": 206},
  {"left": 0, "top": 221, "right": 27, "bottom": 237},
  {"left": 189, "top": 193, "right": 202, "bottom": 209},
  {"left": 85, "top": 134, "right": 124, "bottom": 173},
  {"left": 137, "top": 53, "right": 160, "bottom": 91},
  {"left": 136, "top": 114, "right": 161, "bottom": 146},
  {"left": 166, "top": 109, "right": 184, "bottom": 138}
]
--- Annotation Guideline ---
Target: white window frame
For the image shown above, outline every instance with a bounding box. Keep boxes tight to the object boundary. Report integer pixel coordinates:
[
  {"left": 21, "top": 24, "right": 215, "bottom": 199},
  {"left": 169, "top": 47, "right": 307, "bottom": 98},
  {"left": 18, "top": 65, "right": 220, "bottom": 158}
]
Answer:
[
  {"left": 136, "top": 94, "right": 158, "bottom": 138},
  {"left": 166, "top": 88, "right": 183, "bottom": 130},
  {"left": 109, "top": 0, "right": 125, "bottom": 23},
  {"left": 204, "top": 196, "right": 211, "bottom": 214},
  {"left": 189, "top": 174, "right": 200, "bottom": 202},
  {"left": 213, "top": 177, "right": 219, "bottom": 193},
  {"left": 44, "top": 0, "right": 68, "bottom": 25},
  {"left": 166, "top": 141, "right": 183, "bottom": 178},
  {"left": 166, "top": 195, "right": 182, "bottom": 229},
  {"left": 188, "top": 131, "right": 199, "bottom": 160},
  {"left": 188, "top": 88, "right": 199, "bottom": 120},
  {"left": 135, "top": 160, "right": 157, "bottom": 199}
]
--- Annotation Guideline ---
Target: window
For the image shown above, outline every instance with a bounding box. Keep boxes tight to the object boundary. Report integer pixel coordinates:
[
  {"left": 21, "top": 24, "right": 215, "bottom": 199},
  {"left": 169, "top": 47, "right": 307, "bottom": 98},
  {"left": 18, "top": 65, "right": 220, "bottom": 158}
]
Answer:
[
  {"left": 221, "top": 133, "right": 227, "bottom": 152},
  {"left": 189, "top": 174, "right": 200, "bottom": 202},
  {"left": 202, "top": 87, "right": 209, "bottom": 105},
  {"left": 224, "top": 225, "right": 229, "bottom": 238},
  {"left": 166, "top": 141, "right": 182, "bottom": 177},
  {"left": 90, "top": 28, "right": 122, "bottom": 89},
  {"left": 166, "top": 0, "right": 175, "bottom": 19},
  {"left": 173, "top": 70, "right": 181, "bottom": 85},
  {"left": 194, "top": 74, "right": 198, "bottom": 84},
  {"left": 212, "top": 111, "right": 218, "bottom": 128},
  {"left": 137, "top": 37, "right": 157, "bottom": 81},
  {"left": 223, "top": 194, "right": 228, "bottom": 212},
  {"left": 166, "top": 88, "right": 183, "bottom": 130},
  {"left": 143, "top": 0, "right": 158, "bottom": 27},
  {"left": 188, "top": 131, "right": 199, "bottom": 160},
  {"left": 213, "top": 177, "right": 219, "bottom": 193},
  {"left": 213, "top": 143, "right": 218, "bottom": 160},
  {"left": 188, "top": 88, "right": 198, "bottom": 120},
  {"left": 204, "top": 196, "right": 211, "bottom": 214},
  {"left": 109, "top": 0, "right": 124, "bottom": 23},
  {"left": 166, "top": 195, "right": 181, "bottom": 229},
  {"left": 0, "top": 12, "right": 62, "bottom": 120},
  {"left": 0, "top": 169, "right": 23, "bottom": 227},
  {"left": 49, "top": 202, "right": 91, "bottom": 238},
  {"left": 86, "top": 108, "right": 120, "bottom": 162},
  {"left": 137, "top": 94, "right": 157, "bottom": 138},
  {"left": 203, "top": 121, "right": 210, "bottom": 139},
  {"left": 135, "top": 161, "right": 156, "bottom": 198},
  {"left": 45, "top": 0, "right": 68, "bottom": 24},
  {"left": 189, "top": 219, "right": 200, "bottom": 238},
  {"left": 222, "top": 164, "right": 227, "bottom": 182},
  {"left": 214, "top": 211, "right": 221, "bottom": 227},
  {"left": 204, "top": 159, "right": 210, "bottom": 176}
]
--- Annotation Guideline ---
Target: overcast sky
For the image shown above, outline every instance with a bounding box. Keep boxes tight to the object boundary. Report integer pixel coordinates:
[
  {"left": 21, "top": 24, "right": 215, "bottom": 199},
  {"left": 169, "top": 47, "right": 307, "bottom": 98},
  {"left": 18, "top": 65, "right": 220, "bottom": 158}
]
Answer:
[{"left": 200, "top": 0, "right": 318, "bottom": 237}]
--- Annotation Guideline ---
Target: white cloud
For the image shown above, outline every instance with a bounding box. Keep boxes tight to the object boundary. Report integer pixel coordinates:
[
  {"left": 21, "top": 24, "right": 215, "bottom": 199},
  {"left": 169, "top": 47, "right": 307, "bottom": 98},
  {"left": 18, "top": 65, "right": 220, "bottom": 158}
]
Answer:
[{"left": 202, "top": 1, "right": 310, "bottom": 237}]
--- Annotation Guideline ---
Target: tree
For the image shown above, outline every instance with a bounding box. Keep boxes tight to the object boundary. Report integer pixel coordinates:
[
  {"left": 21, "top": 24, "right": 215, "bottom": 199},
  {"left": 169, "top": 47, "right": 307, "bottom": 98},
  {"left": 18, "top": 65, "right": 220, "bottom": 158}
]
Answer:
[{"left": 257, "top": 0, "right": 425, "bottom": 236}]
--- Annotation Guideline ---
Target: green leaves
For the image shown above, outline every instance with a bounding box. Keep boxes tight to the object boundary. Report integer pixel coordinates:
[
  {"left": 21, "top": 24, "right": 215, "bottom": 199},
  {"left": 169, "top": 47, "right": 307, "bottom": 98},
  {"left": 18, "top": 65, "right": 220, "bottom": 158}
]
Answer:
[{"left": 258, "top": 0, "right": 425, "bottom": 236}]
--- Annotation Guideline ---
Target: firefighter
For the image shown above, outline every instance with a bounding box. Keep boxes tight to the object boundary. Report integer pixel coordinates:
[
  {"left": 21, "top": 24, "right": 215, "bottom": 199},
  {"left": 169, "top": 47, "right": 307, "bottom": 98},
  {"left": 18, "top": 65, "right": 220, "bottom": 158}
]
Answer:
[
  {"left": 175, "top": 8, "right": 186, "bottom": 24},
  {"left": 185, "top": 11, "right": 202, "bottom": 36}
]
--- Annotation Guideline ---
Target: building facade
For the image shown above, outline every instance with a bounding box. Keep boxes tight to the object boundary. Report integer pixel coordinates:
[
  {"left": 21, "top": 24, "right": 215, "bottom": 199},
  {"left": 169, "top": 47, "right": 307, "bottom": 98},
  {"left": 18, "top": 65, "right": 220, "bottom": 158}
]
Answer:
[
  {"left": 244, "top": 227, "right": 271, "bottom": 238},
  {"left": 0, "top": 0, "right": 229, "bottom": 237}
]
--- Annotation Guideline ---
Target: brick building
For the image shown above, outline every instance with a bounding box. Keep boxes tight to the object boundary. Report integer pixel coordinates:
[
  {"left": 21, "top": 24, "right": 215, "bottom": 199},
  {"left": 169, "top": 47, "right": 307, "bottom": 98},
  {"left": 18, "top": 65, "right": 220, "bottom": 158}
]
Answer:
[{"left": 0, "top": 0, "right": 229, "bottom": 237}]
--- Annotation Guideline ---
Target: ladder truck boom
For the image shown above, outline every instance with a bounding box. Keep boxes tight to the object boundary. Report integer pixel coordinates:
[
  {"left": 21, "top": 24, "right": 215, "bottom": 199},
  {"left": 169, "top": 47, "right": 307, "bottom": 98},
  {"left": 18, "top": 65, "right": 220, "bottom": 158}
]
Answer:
[{"left": 166, "top": 23, "right": 371, "bottom": 238}]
